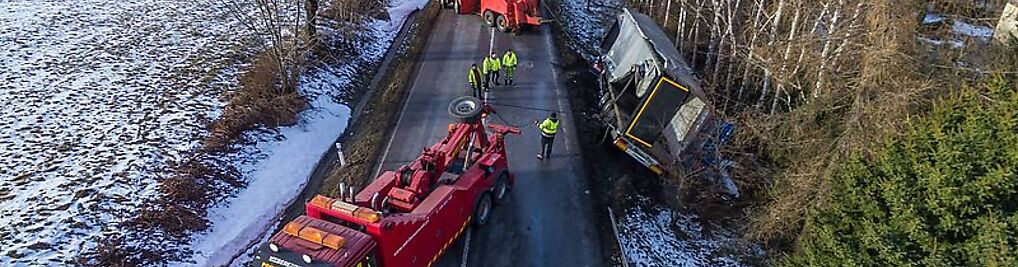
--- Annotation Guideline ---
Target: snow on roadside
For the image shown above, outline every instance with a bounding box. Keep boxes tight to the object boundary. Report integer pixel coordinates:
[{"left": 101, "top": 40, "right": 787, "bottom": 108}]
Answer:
[
  {"left": 0, "top": 0, "right": 249, "bottom": 265},
  {"left": 952, "top": 20, "right": 995, "bottom": 38},
  {"left": 180, "top": 0, "right": 427, "bottom": 265},
  {"left": 553, "top": 0, "right": 623, "bottom": 61},
  {"left": 617, "top": 197, "right": 762, "bottom": 266},
  {"left": 389, "top": 0, "right": 430, "bottom": 29},
  {"left": 187, "top": 95, "right": 351, "bottom": 267},
  {"left": 920, "top": 13, "right": 996, "bottom": 48}
]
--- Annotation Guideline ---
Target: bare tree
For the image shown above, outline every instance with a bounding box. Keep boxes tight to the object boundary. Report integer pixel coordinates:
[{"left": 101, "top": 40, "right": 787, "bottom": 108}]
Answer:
[{"left": 219, "top": 0, "right": 313, "bottom": 94}]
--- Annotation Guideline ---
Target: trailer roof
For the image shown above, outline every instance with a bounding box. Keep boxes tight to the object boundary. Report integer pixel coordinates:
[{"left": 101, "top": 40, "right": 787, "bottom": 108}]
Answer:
[
  {"left": 269, "top": 215, "right": 376, "bottom": 267},
  {"left": 602, "top": 8, "right": 706, "bottom": 99}
]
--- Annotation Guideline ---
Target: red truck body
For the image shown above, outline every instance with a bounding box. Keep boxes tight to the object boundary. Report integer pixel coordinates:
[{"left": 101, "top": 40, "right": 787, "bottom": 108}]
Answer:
[
  {"left": 253, "top": 99, "right": 518, "bottom": 267},
  {"left": 449, "top": 0, "right": 542, "bottom": 32}
]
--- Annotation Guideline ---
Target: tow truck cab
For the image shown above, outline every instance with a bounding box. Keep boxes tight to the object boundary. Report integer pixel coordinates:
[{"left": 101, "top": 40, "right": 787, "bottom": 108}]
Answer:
[{"left": 252, "top": 215, "right": 378, "bottom": 267}]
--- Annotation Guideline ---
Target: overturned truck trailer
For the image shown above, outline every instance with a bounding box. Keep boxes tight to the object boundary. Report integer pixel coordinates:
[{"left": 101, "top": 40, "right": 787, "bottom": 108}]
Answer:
[{"left": 594, "top": 9, "right": 733, "bottom": 177}]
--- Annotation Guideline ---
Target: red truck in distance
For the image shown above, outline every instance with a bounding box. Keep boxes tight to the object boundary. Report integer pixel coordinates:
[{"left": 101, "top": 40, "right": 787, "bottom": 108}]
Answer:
[{"left": 441, "top": 0, "right": 543, "bottom": 32}]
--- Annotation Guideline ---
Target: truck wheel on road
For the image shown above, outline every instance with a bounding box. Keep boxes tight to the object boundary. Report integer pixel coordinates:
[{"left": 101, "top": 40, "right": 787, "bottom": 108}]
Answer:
[
  {"left": 492, "top": 173, "right": 510, "bottom": 205},
  {"left": 448, "top": 96, "right": 483, "bottom": 123},
  {"left": 473, "top": 192, "right": 493, "bottom": 226},
  {"left": 496, "top": 15, "right": 509, "bottom": 32},
  {"left": 483, "top": 11, "right": 496, "bottom": 27}
]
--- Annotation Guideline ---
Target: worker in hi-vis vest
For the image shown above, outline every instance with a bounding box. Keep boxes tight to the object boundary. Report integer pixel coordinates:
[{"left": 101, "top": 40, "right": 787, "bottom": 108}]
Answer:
[
  {"left": 534, "top": 112, "right": 559, "bottom": 160},
  {"left": 502, "top": 49, "right": 517, "bottom": 85},
  {"left": 468, "top": 63, "right": 483, "bottom": 97},
  {"left": 483, "top": 52, "right": 502, "bottom": 88}
]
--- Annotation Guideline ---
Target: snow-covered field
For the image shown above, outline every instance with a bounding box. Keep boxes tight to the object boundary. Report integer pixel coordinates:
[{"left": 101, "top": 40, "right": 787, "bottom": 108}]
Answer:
[
  {"left": 1, "top": 0, "right": 426, "bottom": 264},
  {"left": 0, "top": 0, "right": 249, "bottom": 264}
]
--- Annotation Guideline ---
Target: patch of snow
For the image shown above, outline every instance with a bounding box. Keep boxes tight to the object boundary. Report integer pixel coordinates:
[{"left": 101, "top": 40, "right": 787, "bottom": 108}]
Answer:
[
  {"left": 617, "top": 197, "right": 762, "bottom": 266},
  {"left": 923, "top": 13, "right": 947, "bottom": 25},
  {"left": 0, "top": 0, "right": 250, "bottom": 264},
  {"left": 388, "top": 0, "right": 429, "bottom": 31},
  {"left": 554, "top": 0, "right": 624, "bottom": 61},
  {"left": 919, "top": 36, "right": 965, "bottom": 48},
  {"left": 718, "top": 160, "right": 739, "bottom": 198},
  {"left": 952, "top": 20, "right": 995, "bottom": 38}
]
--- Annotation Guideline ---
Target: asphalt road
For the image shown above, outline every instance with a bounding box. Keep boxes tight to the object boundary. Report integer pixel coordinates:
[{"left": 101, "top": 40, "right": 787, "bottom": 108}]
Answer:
[{"left": 374, "top": 8, "right": 609, "bottom": 267}]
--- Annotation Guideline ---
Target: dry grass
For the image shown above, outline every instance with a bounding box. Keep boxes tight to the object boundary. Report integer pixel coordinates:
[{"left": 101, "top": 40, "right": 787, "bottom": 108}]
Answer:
[
  {"left": 205, "top": 54, "right": 307, "bottom": 152},
  {"left": 320, "top": 0, "right": 388, "bottom": 22},
  {"left": 77, "top": 236, "right": 148, "bottom": 267}
]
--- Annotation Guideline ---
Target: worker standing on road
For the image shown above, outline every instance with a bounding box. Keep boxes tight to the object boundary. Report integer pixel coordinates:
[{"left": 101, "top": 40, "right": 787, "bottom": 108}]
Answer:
[
  {"left": 468, "top": 63, "right": 483, "bottom": 97},
  {"left": 483, "top": 52, "right": 502, "bottom": 88},
  {"left": 534, "top": 113, "right": 559, "bottom": 160},
  {"left": 502, "top": 49, "right": 517, "bottom": 85}
]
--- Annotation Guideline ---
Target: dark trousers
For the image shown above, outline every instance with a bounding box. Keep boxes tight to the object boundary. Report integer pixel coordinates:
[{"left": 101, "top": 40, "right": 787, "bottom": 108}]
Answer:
[
  {"left": 540, "top": 135, "right": 554, "bottom": 158},
  {"left": 470, "top": 83, "right": 481, "bottom": 98},
  {"left": 487, "top": 70, "right": 501, "bottom": 87}
]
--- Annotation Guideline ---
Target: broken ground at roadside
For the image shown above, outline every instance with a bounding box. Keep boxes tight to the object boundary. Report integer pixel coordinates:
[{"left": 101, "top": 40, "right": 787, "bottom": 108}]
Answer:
[
  {"left": 618, "top": 196, "right": 763, "bottom": 267},
  {"left": 550, "top": 0, "right": 764, "bottom": 266}
]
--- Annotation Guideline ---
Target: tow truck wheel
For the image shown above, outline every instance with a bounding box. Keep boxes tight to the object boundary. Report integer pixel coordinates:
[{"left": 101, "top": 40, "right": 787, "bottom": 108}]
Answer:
[
  {"left": 492, "top": 173, "right": 510, "bottom": 205},
  {"left": 495, "top": 15, "right": 509, "bottom": 32},
  {"left": 483, "top": 11, "right": 496, "bottom": 27},
  {"left": 448, "top": 96, "right": 483, "bottom": 123},
  {"left": 473, "top": 192, "right": 493, "bottom": 226}
]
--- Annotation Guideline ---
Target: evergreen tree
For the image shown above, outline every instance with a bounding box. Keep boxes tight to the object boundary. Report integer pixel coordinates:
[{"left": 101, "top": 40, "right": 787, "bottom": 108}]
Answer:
[{"left": 785, "top": 77, "right": 1018, "bottom": 266}]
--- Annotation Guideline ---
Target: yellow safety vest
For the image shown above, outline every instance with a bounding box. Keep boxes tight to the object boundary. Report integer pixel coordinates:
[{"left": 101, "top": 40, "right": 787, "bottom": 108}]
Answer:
[
  {"left": 539, "top": 118, "right": 558, "bottom": 136},
  {"left": 502, "top": 51, "right": 517, "bottom": 68},
  {"left": 484, "top": 56, "right": 501, "bottom": 73},
  {"left": 468, "top": 67, "right": 480, "bottom": 85}
]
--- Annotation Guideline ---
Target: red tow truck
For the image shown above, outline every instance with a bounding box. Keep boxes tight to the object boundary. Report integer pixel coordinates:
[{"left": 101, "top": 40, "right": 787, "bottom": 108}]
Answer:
[
  {"left": 440, "top": 0, "right": 543, "bottom": 32},
  {"left": 253, "top": 97, "right": 519, "bottom": 267}
]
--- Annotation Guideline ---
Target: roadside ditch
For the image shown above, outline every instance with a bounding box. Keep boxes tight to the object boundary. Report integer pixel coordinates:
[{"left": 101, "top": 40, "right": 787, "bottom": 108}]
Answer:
[{"left": 544, "top": 0, "right": 766, "bottom": 265}]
